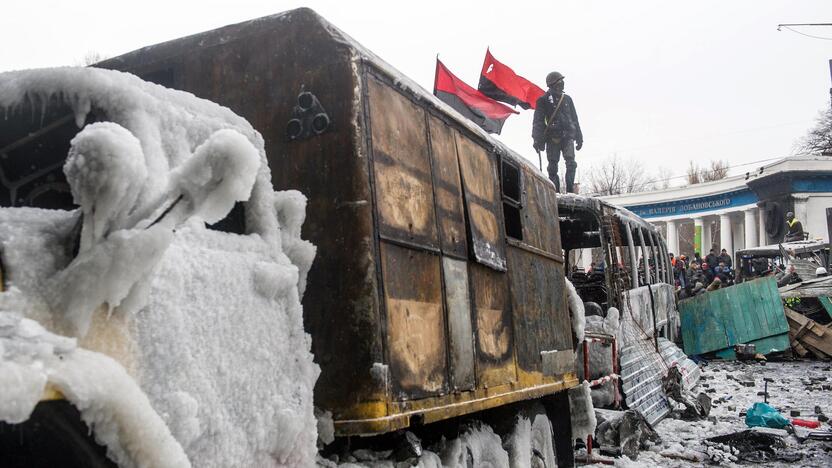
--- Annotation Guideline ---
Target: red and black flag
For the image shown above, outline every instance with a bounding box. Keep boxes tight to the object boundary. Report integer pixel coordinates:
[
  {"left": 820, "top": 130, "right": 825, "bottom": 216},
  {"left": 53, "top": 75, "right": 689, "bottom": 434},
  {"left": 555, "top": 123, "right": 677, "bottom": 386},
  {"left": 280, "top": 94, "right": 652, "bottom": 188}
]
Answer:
[
  {"left": 433, "top": 58, "right": 517, "bottom": 134},
  {"left": 478, "top": 49, "right": 545, "bottom": 109}
]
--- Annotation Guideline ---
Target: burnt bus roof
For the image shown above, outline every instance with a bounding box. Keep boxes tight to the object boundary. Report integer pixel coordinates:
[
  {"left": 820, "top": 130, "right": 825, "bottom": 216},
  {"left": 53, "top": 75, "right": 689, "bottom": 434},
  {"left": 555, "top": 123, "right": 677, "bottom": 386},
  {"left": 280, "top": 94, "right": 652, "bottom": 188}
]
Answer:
[
  {"left": 99, "top": 7, "right": 545, "bottom": 185},
  {"left": 557, "top": 193, "right": 659, "bottom": 233}
]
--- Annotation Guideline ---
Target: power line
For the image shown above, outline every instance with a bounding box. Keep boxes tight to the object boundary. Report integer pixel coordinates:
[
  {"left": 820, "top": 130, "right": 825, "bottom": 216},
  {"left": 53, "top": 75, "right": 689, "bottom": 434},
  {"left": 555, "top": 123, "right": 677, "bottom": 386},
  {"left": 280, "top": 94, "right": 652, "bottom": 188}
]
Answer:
[
  {"left": 580, "top": 155, "right": 786, "bottom": 197},
  {"left": 779, "top": 25, "right": 832, "bottom": 41},
  {"left": 776, "top": 23, "right": 832, "bottom": 40},
  {"left": 578, "top": 120, "right": 812, "bottom": 160}
]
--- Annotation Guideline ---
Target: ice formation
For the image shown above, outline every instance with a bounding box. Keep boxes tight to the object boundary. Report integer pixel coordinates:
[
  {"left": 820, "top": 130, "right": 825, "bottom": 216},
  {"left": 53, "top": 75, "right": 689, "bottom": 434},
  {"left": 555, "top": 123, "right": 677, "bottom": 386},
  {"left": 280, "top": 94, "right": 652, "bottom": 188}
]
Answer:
[
  {"left": 64, "top": 122, "right": 148, "bottom": 251},
  {"left": 0, "top": 67, "right": 319, "bottom": 468},
  {"left": 569, "top": 381, "right": 598, "bottom": 444},
  {"left": 565, "top": 278, "right": 585, "bottom": 343},
  {"left": 0, "top": 312, "right": 190, "bottom": 468}
]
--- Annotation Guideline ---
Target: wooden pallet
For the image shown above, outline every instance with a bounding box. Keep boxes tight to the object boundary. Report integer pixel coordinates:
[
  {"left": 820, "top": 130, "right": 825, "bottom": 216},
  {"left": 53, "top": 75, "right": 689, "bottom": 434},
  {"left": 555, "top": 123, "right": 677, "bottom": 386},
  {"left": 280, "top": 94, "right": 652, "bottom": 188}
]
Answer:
[{"left": 786, "top": 307, "right": 832, "bottom": 359}]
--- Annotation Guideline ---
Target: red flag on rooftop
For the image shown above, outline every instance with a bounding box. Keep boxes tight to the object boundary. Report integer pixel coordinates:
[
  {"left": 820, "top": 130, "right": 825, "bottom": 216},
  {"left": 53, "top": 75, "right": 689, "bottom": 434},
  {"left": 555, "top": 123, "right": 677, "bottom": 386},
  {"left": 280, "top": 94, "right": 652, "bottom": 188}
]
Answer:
[
  {"left": 433, "top": 58, "right": 518, "bottom": 134},
  {"left": 478, "top": 49, "right": 545, "bottom": 110}
]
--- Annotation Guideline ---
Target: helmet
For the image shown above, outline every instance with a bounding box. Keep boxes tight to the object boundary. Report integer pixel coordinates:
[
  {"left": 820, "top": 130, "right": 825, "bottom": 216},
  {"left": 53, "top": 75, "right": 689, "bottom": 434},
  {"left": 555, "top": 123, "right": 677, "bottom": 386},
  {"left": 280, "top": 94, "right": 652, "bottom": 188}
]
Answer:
[
  {"left": 816, "top": 267, "right": 829, "bottom": 277},
  {"left": 786, "top": 211, "right": 794, "bottom": 218},
  {"left": 546, "top": 71, "right": 565, "bottom": 87}
]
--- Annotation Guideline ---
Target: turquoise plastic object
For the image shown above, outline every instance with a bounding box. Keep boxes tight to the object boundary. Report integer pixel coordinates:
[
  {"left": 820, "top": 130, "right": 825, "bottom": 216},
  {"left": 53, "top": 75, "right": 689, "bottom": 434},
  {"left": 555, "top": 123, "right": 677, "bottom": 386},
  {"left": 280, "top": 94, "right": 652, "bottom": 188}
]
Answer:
[{"left": 745, "top": 402, "right": 790, "bottom": 429}]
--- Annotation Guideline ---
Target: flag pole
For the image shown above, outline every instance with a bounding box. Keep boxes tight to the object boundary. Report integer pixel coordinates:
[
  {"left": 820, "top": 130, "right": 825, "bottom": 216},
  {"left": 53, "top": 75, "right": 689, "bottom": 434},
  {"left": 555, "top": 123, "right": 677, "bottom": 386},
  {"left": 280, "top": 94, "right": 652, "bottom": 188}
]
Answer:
[{"left": 536, "top": 149, "right": 542, "bottom": 172}]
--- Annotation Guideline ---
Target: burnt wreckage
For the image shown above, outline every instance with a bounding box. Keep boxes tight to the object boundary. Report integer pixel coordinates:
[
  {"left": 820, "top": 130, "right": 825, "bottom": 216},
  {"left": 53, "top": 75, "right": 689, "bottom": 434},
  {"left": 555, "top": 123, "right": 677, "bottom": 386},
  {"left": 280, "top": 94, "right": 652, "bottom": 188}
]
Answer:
[{"left": 0, "top": 7, "right": 698, "bottom": 466}]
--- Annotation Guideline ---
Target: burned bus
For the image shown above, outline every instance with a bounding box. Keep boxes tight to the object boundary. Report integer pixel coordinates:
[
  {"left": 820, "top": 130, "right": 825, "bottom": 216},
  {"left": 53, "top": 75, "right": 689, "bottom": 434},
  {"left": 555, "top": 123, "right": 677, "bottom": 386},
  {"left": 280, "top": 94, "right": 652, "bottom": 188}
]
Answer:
[
  {"left": 557, "top": 194, "right": 697, "bottom": 426},
  {"left": 1, "top": 8, "right": 581, "bottom": 466}
]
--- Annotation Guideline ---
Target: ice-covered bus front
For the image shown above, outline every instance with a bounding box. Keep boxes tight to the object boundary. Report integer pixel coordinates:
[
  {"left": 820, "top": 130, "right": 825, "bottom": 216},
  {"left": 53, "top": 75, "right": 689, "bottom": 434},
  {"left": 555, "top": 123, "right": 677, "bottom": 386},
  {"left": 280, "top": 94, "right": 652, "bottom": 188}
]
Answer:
[{"left": 0, "top": 67, "right": 319, "bottom": 467}]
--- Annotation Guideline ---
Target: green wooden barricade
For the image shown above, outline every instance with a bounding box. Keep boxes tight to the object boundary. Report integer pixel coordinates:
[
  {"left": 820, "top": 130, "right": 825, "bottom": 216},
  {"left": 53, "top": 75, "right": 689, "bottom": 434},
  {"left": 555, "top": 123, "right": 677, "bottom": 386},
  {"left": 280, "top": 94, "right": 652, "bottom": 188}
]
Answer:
[{"left": 678, "top": 277, "right": 790, "bottom": 359}]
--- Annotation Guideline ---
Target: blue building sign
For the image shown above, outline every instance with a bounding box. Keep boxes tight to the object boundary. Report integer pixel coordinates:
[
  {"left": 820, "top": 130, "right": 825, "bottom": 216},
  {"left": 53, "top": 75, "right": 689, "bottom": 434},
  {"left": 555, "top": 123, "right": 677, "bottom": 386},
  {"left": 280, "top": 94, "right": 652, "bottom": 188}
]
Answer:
[{"left": 627, "top": 189, "right": 759, "bottom": 219}]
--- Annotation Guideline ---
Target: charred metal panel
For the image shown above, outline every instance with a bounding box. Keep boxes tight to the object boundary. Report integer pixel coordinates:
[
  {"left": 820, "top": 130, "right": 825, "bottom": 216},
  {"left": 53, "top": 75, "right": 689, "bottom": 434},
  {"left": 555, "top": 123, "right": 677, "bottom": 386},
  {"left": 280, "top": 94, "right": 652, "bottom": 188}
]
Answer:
[
  {"left": 428, "top": 117, "right": 467, "bottom": 258},
  {"left": 368, "top": 78, "right": 439, "bottom": 249},
  {"left": 507, "top": 247, "right": 572, "bottom": 374},
  {"left": 380, "top": 242, "right": 448, "bottom": 398},
  {"left": 469, "top": 263, "right": 516, "bottom": 387},
  {"left": 541, "top": 349, "right": 575, "bottom": 376},
  {"left": 442, "top": 257, "right": 476, "bottom": 391},
  {"left": 521, "top": 170, "right": 561, "bottom": 255},
  {"left": 456, "top": 136, "right": 507, "bottom": 271},
  {"left": 98, "top": 10, "right": 383, "bottom": 418}
]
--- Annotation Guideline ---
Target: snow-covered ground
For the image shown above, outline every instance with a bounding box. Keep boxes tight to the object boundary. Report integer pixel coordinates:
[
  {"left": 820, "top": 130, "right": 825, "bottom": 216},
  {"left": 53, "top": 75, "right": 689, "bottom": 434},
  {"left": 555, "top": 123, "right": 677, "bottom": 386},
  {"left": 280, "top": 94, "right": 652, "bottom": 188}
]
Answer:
[{"left": 593, "top": 359, "right": 832, "bottom": 467}]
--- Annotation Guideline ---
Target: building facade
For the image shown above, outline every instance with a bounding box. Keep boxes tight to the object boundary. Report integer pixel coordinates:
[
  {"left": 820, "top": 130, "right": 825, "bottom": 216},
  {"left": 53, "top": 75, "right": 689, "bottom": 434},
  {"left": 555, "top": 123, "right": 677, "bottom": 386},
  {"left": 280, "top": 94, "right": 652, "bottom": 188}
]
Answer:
[{"left": 601, "top": 155, "right": 832, "bottom": 257}]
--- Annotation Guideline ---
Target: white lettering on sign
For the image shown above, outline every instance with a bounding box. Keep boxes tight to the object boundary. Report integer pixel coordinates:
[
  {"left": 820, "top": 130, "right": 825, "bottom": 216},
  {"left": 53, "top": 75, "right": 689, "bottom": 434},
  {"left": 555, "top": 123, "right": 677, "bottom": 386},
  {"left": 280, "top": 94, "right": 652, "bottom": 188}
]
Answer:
[
  {"left": 636, "top": 197, "right": 732, "bottom": 217},
  {"left": 486, "top": 64, "right": 494, "bottom": 74}
]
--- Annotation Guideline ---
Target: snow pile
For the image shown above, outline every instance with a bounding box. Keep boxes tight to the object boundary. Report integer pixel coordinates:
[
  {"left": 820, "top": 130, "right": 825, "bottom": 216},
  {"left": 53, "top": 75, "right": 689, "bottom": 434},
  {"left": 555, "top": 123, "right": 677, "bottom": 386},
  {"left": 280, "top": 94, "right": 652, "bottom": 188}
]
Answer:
[
  {"left": 565, "top": 278, "right": 585, "bottom": 342},
  {"left": 0, "top": 68, "right": 319, "bottom": 467},
  {"left": 0, "top": 312, "right": 190, "bottom": 468}
]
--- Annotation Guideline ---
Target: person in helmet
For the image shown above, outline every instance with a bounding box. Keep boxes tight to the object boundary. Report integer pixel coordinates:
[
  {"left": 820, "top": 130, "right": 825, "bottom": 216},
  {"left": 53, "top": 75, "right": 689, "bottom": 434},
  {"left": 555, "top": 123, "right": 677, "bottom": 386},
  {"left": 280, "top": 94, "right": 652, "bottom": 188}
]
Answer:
[
  {"left": 784, "top": 211, "right": 805, "bottom": 242},
  {"left": 532, "top": 71, "right": 583, "bottom": 193}
]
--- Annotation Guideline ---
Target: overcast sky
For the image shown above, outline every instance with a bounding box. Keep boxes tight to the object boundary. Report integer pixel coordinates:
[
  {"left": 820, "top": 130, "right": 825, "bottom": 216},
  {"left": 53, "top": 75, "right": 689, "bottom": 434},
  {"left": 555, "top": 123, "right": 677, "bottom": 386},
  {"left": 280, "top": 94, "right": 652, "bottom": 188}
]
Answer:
[{"left": 2, "top": 1, "right": 830, "bottom": 187}]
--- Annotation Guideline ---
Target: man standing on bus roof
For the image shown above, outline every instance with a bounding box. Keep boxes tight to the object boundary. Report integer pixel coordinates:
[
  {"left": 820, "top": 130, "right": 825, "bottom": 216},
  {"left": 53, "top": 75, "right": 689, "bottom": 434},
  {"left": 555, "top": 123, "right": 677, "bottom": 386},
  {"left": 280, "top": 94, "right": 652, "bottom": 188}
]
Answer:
[
  {"left": 784, "top": 211, "right": 805, "bottom": 242},
  {"left": 532, "top": 71, "right": 583, "bottom": 193}
]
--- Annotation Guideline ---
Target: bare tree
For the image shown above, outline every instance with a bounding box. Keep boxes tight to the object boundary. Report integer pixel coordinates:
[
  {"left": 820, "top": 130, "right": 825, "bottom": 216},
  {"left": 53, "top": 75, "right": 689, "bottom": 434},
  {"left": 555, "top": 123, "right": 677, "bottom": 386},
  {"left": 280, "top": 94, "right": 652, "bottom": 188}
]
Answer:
[
  {"left": 687, "top": 159, "right": 728, "bottom": 184},
  {"left": 74, "top": 51, "right": 108, "bottom": 67},
  {"left": 584, "top": 155, "right": 653, "bottom": 196},
  {"left": 686, "top": 161, "right": 701, "bottom": 185},
  {"left": 797, "top": 107, "right": 832, "bottom": 155},
  {"left": 702, "top": 159, "right": 728, "bottom": 181},
  {"left": 655, "top": 166, "right": 674, "bottom": 190}
]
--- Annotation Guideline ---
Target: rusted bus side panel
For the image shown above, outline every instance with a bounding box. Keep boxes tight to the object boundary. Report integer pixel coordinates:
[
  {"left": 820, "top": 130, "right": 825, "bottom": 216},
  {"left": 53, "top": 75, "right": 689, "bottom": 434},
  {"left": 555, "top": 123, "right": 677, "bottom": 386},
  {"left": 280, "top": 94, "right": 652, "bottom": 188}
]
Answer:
[
  {"left": 367, "top": 77, "right": 439, "bottom": 250},
  {"left": 455, "top": 136, "right": 507, "bottom": 271},
  {"left": 442, "top": 257, "right": 476, "bottom": 391},
  {"left": 427, "top": 117, "right": 468, "bottom": 259},
  {"left": 469, "top": 263, "right": 516, "bottom": 387},
  {"left": 98, "top": 12, "right": 384, "bottom": 420},
  {"left": 506, "top": 247, "right": 572, "bottom": 378},
  {"left": 379, "top": 242, "right": 449, "bottom": 398},
  {"left": 521, "top": 171, "right": 560, "bottom": 255}
]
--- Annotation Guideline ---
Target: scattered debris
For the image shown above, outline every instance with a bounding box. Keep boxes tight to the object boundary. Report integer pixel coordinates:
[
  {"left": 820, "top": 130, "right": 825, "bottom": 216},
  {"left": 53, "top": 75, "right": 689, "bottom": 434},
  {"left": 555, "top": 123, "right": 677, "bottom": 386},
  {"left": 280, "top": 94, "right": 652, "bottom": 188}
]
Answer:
[
  {"left": 706, "top": 428, "right": 802, "bottom": 463},
  {"left": 745, "top": 402, "right": 790, "bottom": 429},
  {"left": 593, "top": 409, "right": 661, "bottom": 460},
  {"left": 663, "top": 366, "right": 712, "bottom": 420},
  {"left": 734, "top": 343, "right": 757, "bottom": 360}
]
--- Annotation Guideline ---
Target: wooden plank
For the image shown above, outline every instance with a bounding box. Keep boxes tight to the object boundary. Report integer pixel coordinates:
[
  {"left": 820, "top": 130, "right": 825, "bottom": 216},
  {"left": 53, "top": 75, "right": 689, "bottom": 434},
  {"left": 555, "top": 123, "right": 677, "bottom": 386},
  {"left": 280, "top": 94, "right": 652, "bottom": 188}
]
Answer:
[{"left": 785, "top": 308, "right": 832, "bottom": 357}]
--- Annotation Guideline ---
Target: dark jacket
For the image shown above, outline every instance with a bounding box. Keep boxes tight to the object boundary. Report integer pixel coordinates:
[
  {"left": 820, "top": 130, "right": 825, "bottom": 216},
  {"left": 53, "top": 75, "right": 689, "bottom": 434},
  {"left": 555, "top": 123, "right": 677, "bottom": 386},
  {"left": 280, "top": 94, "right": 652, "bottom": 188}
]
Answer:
[
  {"left": 687, "top": 268, "right": 706, "bottom": 288},
  {"left": 785, "top": 219, "right": 804, "bottom": 242},
  {"left": 532, "top": 92, "right": 582, "bottom": 145},
  {"left": 718, "top": 253, "right": 732, "bottom": 268},
  {"left": 705, "top": 253, "right": 718, "bottom": 269}
]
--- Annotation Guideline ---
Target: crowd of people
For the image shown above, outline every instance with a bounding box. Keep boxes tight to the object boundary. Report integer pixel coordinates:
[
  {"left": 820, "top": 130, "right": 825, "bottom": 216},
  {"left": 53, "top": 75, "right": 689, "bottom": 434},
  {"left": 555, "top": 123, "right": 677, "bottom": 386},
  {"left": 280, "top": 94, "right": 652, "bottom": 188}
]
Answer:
[{"left": 669, "top": 248, "right": 734, "bottom": 298}]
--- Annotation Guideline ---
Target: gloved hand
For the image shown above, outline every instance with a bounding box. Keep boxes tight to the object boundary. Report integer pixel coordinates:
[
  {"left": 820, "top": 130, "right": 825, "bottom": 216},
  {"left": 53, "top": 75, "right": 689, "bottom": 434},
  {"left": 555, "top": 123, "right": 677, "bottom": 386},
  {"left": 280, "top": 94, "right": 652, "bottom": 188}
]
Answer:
[
  {"left": 576, "top": 140, "right": 583, "bottom": 151},
  {"left": 533, "top": 141, "right": 544, "bottom": 152}
]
